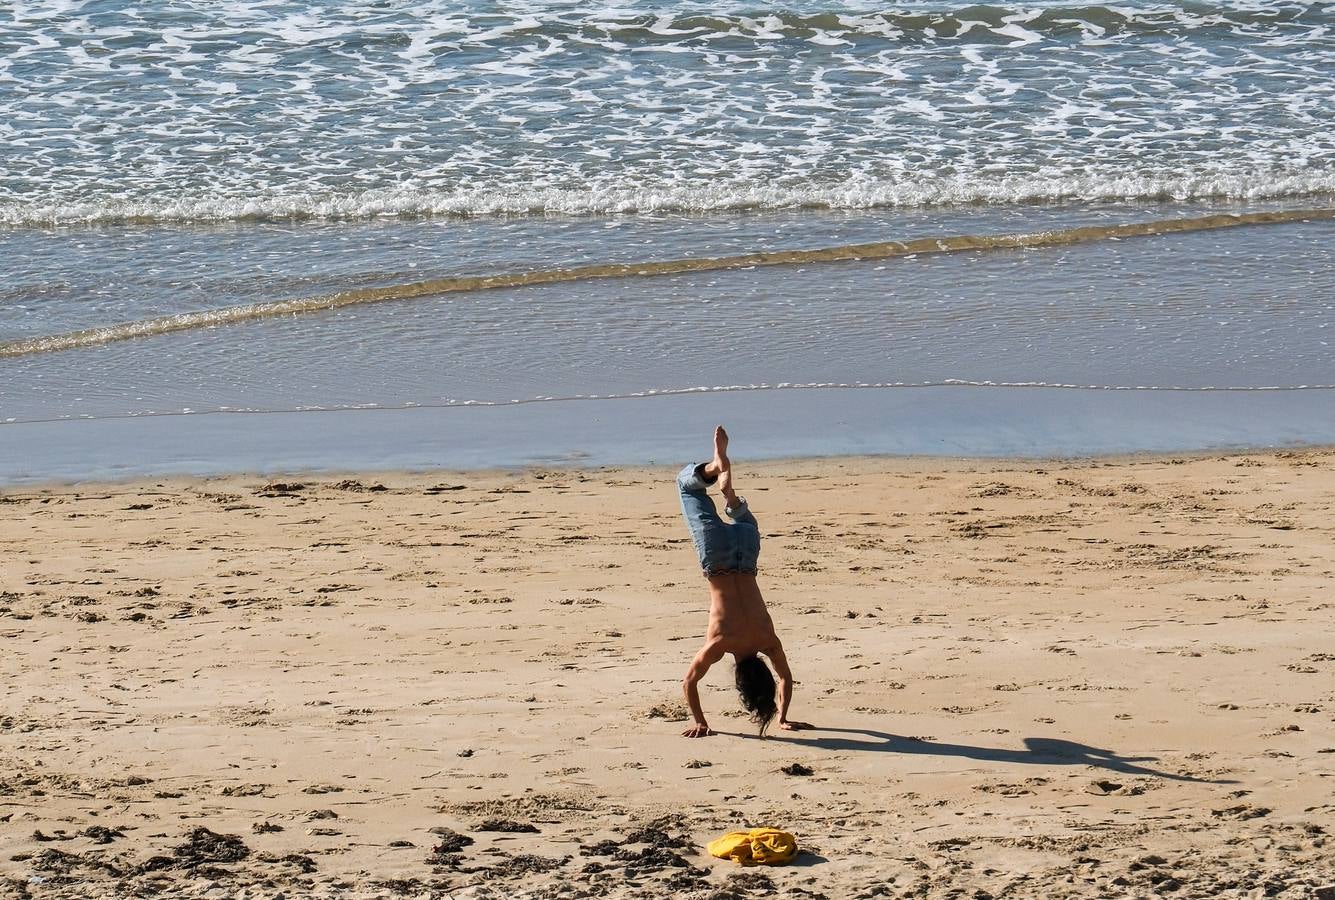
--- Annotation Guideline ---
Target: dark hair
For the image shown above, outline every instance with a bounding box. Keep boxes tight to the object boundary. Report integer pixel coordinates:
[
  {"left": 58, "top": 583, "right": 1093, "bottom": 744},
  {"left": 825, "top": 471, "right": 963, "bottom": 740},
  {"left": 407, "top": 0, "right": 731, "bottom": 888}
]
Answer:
[{"left": 734, "top": 655, "right": 778, "bottom": 736}]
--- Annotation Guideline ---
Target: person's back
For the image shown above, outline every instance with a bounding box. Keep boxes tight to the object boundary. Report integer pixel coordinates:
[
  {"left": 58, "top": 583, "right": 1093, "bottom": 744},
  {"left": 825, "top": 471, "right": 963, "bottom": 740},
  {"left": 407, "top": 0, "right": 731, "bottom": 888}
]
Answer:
[{"left": 705, "top": 572, "right": 775, "bottom": 656}]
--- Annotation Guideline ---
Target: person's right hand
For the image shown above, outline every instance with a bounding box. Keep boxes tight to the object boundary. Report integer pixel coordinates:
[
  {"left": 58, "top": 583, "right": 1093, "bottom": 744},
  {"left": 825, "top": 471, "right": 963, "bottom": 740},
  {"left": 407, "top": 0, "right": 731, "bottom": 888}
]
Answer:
[{"left": 682, "top": 723, "right": 714, "bottom": 738}]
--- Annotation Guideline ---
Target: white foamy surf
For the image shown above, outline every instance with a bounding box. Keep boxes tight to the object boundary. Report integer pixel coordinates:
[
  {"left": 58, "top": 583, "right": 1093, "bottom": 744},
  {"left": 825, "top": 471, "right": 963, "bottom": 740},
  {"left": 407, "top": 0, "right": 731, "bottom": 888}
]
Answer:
[
  {"left": 3, "top": 173, "right": 1332, "bottom": 227},
  {"left": 1, "top": 1, "right": 1330, "bottom": 226}
]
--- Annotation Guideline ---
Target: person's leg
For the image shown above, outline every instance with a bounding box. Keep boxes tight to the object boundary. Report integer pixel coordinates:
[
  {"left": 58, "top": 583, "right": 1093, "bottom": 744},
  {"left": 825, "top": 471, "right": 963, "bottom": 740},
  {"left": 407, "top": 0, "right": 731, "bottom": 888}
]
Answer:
[
  {"left": 677, "top": 427, "right": 733, "bottom": 570},
  {"left": 678, "top": 462, "right": 721, "bottom": 570},
  {"left": 677, "top": 425, "right": 730, "bottom": 504},
  {"left": 726, "top": 496, "right": 757, "bottom": 527},
  {"left": 677, "top": 461, "right": 717, "bottom": 495},
  {"left": 707, "top": 427, "right": 759, "bottom": 569}
]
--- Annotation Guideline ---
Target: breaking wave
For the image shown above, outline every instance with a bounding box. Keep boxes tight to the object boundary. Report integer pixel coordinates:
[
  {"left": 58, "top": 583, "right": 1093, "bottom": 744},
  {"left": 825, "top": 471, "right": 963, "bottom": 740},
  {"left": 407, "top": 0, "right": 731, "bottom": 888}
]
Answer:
[{"left": 3, "top": 173, "right": 1332, "bottom": 228}]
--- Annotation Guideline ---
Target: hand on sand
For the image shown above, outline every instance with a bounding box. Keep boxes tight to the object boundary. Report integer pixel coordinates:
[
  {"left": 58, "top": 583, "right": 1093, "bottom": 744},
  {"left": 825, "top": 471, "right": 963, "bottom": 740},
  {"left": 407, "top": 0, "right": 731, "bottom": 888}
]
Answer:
[
  {"left": 778, "top": 720, "right": 814, "bottom": 731},
  {"left": 682, "top": 723, "right": 714, "bottom": 738}
]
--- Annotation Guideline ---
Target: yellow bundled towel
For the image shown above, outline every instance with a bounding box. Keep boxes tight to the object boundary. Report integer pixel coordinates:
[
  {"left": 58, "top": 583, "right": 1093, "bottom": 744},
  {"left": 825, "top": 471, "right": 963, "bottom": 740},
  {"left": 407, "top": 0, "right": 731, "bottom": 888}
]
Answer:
[{"left": 707, "top": 828, "right": 799, "bottom": 866}]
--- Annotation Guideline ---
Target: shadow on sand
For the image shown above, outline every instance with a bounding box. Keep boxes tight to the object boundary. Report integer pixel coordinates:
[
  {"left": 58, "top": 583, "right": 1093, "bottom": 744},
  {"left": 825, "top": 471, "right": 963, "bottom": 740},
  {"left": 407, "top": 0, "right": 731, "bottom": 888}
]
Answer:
[{"left": 745, "top": 727, "right": 1232, "bottom": 784}]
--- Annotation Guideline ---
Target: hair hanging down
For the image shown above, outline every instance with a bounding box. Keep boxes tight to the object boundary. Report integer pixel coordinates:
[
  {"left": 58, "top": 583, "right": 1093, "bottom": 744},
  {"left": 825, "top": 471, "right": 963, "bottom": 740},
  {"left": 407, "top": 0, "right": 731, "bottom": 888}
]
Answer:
[{"left": 734, "top": 655, "right": 778, "bottom": 736}]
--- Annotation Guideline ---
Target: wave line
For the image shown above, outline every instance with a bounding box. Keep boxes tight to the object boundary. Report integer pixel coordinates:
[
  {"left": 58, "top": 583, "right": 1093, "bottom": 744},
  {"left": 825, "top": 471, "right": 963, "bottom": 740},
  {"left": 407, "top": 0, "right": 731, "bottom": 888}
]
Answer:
[{"left": 6, "top": 380, "right": 1335, "bottom": 428}]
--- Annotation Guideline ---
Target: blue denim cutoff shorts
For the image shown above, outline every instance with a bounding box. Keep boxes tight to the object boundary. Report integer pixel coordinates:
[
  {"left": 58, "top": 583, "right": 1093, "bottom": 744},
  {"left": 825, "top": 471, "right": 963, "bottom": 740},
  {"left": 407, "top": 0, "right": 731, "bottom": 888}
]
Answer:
[{"left": 677, "top": 462, "right": 760, "bottom": 576}]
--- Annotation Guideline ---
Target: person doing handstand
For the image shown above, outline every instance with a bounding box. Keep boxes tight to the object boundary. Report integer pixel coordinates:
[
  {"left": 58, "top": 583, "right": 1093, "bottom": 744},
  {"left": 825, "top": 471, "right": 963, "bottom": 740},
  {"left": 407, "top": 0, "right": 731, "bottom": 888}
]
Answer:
[{"left": 676, "top": 426, "right": 813, "bottom": 738}]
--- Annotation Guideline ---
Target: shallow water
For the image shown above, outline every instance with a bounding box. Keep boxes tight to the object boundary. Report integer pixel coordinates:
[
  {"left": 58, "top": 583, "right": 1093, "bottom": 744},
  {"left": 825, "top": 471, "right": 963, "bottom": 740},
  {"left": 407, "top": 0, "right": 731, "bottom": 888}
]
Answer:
[
  {"left": 2, "top": 211, "right": 1331, "bottom": 425},
  {"left": 2, "top": 200, "right": 1305, "bottom": 344},
  {"left": 4, "top": 385, "right": 1335, "bottom": 485}
]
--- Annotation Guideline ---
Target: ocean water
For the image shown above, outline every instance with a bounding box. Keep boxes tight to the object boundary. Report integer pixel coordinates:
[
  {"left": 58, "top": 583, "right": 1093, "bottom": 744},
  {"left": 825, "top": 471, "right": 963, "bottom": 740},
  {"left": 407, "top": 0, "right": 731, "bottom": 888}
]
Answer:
[
  {"left": 0, "top": 0, "right": 1332, "bottom": 481},
  {"left": 2, "top": 0, "right": 1331, "bottom": 222}
]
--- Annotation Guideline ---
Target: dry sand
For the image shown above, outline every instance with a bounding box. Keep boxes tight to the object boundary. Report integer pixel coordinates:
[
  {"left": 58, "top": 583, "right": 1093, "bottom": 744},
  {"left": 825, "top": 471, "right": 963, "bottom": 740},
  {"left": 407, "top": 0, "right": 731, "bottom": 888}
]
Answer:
[{"left": 1, "top": 449, "right": 1333, "bottom": 900}]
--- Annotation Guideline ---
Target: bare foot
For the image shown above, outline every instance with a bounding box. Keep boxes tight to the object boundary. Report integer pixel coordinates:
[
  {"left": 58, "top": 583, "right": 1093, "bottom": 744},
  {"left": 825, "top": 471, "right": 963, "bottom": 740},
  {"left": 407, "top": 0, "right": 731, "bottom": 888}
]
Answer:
[{"left": 712, "top": 425, "right": 730, "bottom": 474}]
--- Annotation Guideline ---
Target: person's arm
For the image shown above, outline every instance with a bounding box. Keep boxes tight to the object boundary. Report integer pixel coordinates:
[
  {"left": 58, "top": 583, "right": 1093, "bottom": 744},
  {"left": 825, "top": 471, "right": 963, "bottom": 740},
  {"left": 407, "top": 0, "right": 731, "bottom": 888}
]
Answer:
[
  {"left": 765, "top": 643, "right": 813, "bottom": 731},
  {"left": 681, "top": 640, "right": 726, "bottom": 737}
]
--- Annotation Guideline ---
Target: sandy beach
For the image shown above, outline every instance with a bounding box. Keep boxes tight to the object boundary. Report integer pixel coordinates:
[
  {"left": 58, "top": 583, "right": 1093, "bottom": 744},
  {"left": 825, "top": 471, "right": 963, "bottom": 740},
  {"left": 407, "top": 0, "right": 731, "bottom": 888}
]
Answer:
[{"left": 2, "top": 449, "right": 1333, "bottom": 900}]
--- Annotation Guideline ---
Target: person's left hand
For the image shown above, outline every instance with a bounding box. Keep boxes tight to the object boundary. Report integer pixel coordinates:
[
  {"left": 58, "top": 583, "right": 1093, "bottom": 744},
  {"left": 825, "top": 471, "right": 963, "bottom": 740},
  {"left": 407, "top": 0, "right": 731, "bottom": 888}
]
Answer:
[{"left": 778, "top": 720, "right": 814, "bottom": 731}]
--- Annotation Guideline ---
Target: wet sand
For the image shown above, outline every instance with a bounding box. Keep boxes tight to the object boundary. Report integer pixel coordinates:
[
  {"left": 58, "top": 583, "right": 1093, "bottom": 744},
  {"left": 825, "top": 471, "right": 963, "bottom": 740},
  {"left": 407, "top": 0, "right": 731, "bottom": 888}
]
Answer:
[{"left": 2, "top": 450, "right": 1334, "bottom": 899}]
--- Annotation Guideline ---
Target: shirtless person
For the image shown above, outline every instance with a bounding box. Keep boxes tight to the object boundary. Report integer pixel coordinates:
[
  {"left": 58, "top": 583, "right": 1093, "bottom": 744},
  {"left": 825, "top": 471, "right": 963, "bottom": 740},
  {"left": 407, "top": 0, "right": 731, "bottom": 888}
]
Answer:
[{"left": 676, "top": 426, "right": 813, "bottom": 738}]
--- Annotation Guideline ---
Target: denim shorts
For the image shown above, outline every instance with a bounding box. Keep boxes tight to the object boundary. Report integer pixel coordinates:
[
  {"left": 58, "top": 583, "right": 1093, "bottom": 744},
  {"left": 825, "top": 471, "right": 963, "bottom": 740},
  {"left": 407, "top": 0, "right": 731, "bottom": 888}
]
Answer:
[{"left": 677, "top": 462, "right": 761, "bottom": 576}]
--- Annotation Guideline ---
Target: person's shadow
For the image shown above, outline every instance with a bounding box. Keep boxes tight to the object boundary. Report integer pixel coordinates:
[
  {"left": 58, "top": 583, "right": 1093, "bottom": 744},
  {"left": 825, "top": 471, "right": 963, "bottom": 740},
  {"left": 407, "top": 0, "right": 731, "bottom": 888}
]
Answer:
[{"left": 752, "top": 727, "right": 1233, "bottom": 784}]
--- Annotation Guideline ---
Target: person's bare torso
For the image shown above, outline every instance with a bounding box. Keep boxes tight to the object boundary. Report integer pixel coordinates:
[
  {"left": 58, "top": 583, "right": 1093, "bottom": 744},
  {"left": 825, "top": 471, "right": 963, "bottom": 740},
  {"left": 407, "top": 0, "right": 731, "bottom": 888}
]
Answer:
[{"left": 705, "top": 572, "right": 778, "bottom": 656}]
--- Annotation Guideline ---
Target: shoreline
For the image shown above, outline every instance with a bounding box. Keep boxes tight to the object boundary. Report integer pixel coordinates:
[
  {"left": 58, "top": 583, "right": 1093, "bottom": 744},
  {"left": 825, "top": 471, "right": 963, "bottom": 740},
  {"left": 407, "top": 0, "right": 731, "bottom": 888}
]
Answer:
[
  {"left": 5, "top": 442, "right": 1335, "bottom": 494},
  {"left": 3, "top": 446, "right": 1333, "bottom": 897}
]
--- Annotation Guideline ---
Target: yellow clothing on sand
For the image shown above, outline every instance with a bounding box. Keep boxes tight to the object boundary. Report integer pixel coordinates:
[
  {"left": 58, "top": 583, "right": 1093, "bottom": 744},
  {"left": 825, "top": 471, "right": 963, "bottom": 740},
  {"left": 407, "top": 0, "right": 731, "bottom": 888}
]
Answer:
[{"left": 707, "top": 828, "right": 799, "bottom": 865}]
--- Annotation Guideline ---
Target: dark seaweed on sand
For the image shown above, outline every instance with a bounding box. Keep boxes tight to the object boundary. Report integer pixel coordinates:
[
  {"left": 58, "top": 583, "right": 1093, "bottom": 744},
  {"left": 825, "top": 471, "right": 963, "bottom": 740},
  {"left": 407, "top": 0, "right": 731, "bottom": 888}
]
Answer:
[
  {"left": 173, "top": 827, "right": 251, "bottom": 865},
  {"left": 474, "top": 817, "right": 540, "bottom": 833},
  {"left": 483, "top": 852, "right": 568, "bottom": 876},
  {"left": 425, "top": 826, "right": 474, "bottom": 868},
  {"left": 82, "top": 825, "right": 123, "bottom": 844}
]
